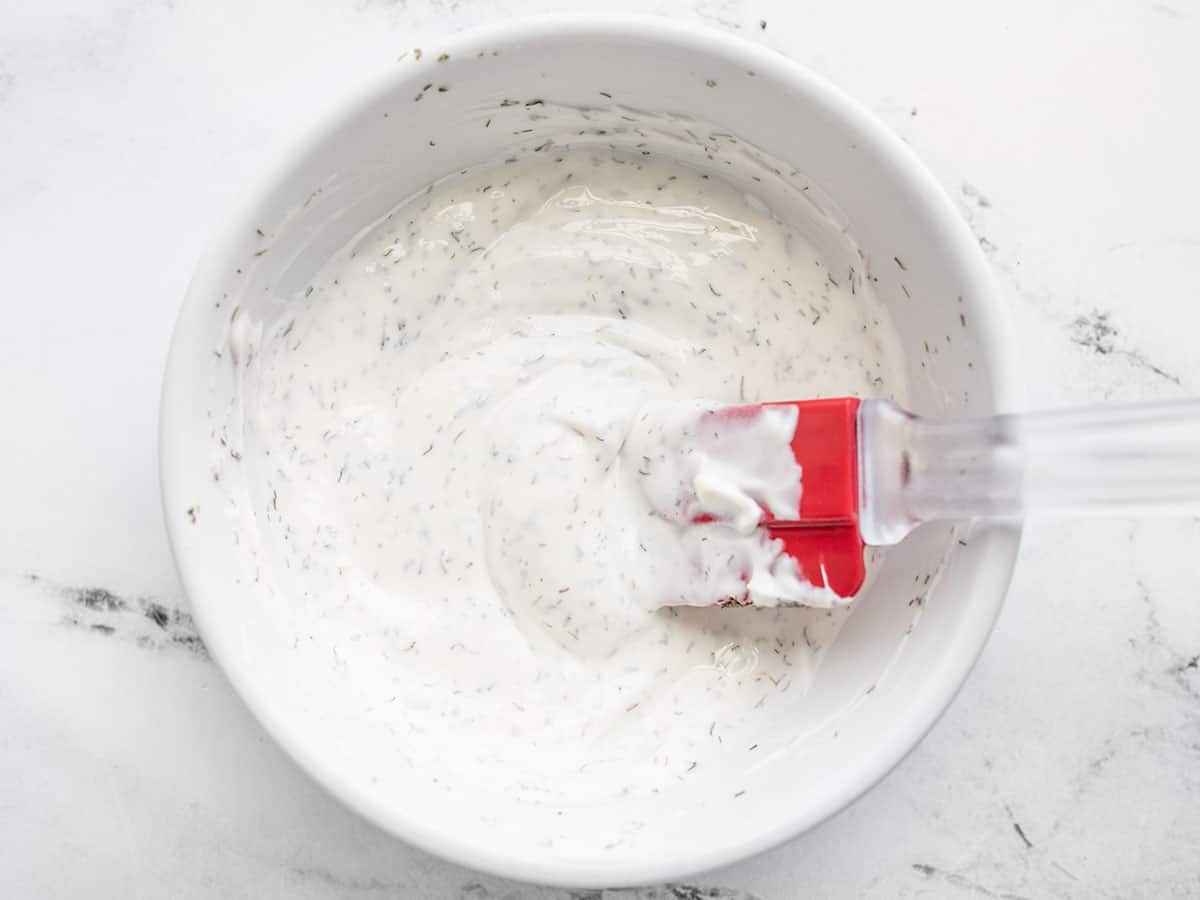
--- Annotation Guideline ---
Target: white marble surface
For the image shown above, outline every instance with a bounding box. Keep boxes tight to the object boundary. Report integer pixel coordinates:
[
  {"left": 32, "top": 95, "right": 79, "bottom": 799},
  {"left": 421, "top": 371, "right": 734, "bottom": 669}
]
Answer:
[{"left": 2, "top": 0, "right": 1198, "bottom": 897}]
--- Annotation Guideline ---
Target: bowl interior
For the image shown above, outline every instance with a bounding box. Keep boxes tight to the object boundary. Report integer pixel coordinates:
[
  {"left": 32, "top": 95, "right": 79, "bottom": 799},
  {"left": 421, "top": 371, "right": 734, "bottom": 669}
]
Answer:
[{"left": 161, "top": 18, "right": 1019, "bottom": 886}]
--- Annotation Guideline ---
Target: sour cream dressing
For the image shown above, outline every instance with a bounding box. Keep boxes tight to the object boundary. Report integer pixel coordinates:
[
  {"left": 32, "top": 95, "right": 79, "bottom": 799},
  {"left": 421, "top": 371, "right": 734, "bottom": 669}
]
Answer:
[{"left": 236, "top": 145, "right": 905, "bottom": 799}]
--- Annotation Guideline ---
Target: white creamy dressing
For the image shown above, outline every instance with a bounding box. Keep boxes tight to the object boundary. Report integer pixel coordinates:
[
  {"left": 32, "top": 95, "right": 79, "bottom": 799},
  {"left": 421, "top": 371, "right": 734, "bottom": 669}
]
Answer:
[{"left": 237, "top": 146, "right": 904, "bottom": 798}]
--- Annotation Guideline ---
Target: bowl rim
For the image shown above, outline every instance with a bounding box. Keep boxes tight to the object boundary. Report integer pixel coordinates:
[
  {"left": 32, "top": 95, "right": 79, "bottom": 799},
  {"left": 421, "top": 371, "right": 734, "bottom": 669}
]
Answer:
[{"left": 160, "top": 12, "right": 1022, "bottom": 888}]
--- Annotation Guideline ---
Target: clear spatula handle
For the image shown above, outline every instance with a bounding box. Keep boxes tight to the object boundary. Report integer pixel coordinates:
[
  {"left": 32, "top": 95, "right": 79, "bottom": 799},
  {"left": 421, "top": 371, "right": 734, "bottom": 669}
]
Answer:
[{"left": 858, "top": 398, "right": 1200, "bottom": 546}]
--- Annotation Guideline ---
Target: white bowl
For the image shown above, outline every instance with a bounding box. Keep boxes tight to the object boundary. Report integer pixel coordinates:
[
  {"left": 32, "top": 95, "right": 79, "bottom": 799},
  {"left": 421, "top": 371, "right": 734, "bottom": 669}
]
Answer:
[{"left": 160, "top": 15, "right": 1021, "bottom": 887}]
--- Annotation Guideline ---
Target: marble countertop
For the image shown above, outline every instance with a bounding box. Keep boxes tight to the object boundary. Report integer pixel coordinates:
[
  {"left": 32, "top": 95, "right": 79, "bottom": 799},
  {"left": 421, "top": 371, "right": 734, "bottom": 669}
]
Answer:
[{"left": 2, "top": 1, "right": 1198, "bottom": 897}]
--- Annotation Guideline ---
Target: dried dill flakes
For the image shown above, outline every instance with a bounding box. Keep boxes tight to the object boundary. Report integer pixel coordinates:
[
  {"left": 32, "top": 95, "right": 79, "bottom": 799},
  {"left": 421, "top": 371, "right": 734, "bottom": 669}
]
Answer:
[
  {"left": 437, "top": 52, "right": 449, "bottom": 63},
  {"left": 705, "top": 79, "right": 718, "bottom": 88},
  {"left": 893, "top": 255, "right": 907, "bottom": 270},
  {"left": 241, "top": 143, "right": 905, "bottom": 793},
  {"left": 413, "top": 48, "right": 422, "bottom": 60}
]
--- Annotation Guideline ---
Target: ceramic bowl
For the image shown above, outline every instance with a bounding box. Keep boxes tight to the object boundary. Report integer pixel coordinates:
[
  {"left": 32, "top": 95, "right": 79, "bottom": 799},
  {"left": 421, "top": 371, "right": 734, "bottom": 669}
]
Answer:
[{"left": 161, "top": 15, "right": 1020, "bottom": 887}]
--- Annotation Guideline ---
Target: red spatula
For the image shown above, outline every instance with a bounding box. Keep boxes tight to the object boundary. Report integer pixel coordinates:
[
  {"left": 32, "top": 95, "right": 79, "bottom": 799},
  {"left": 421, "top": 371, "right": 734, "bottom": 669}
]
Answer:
[{"left": 717, "top": 396, "right": 1200, "bottom": 601}]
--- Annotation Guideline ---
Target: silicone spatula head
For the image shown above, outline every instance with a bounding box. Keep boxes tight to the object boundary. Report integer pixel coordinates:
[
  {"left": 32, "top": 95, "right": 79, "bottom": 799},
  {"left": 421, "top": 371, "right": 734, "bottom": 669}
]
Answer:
[
  {"left": 713, "top": 398, "right": 865, "bottom": 598},
  {"left": 766, "top": 397, "right": 865, "bottom": 598}
]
